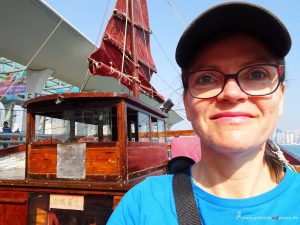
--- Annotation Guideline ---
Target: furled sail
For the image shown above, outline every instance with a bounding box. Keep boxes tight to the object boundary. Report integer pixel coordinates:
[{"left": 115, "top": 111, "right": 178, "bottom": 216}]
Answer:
[{"left": 88, "top": 0, "right": 164, "bottom": 103}]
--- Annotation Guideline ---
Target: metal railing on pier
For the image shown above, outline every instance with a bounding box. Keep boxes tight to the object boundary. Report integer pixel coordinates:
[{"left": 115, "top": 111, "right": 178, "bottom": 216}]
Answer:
[{"left": 0, "top": 132, "right": 52, "bottom": 148}]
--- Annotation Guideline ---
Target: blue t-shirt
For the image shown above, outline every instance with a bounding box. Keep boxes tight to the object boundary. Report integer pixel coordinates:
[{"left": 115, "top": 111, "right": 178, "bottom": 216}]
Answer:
[{"left": 107, "top": 169, "right": 300, "bottom": 224}]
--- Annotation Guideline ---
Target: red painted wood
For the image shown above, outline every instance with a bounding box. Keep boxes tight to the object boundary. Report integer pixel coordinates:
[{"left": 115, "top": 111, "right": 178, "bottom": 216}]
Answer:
[
  {"left": 127, "top": 142, "right": 168, "bottom": 173},
  {"left": 118, "top": 101, "right": 127, "bottom": 182},
  {"left": 0, "top": 191, "right": 28, "bottom": 225}
]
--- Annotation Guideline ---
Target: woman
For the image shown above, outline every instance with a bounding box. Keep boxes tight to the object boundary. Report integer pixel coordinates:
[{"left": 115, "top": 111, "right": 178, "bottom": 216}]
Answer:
[{"left": 107, "top": 2, "right": 300, "bottom": 224}]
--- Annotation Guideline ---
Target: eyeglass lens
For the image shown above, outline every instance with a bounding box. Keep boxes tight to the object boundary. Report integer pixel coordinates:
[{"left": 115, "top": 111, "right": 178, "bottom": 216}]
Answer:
[{"left": 188, "top": 64, "right": 281, "bottom": 99}]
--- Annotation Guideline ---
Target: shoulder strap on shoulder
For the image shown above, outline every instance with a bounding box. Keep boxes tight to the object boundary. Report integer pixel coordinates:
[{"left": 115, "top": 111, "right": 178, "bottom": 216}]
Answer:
[{"left": 173, "top": 172, "right": 202, "bottom": 225}]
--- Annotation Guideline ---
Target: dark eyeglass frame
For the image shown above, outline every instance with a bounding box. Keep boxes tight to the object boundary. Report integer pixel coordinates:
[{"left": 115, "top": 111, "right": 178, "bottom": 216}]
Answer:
[{"left": 186, "top": 63, "right": 285, "bottom": 99}]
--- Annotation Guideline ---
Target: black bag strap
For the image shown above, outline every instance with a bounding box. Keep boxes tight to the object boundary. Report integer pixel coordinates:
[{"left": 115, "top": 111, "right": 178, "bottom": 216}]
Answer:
[{"left": 173, "top": 172, "right": 202, "bottom": 225}]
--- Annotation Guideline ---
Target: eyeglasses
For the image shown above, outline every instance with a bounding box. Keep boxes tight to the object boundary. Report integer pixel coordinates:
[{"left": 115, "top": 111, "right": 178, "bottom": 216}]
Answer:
[{"left": 186, "top": 63, "right": 284, "bottom": 99}]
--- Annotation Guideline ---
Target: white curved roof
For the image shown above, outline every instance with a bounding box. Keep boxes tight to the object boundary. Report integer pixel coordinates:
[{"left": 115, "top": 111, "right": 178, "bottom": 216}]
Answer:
[{"left": 0, "top": 0, "right": 95, "bottom": 88}]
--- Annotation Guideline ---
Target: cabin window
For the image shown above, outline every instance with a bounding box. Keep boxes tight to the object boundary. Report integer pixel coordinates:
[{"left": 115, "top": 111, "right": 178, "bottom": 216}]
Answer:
[
  {"left": 127, "top": 108, "right": 152, "bottom": 142},
  {"left": 127, "top": 107, "right": 138, "bottom": 142},
  {"left": 127, "top": 108, "right": 165, "bottom": 143},
  {"left": 34, "top": 107, "right": 117, "bottom": 144},
  {"left": 151, "top": 117, "right": 158, "bottom": 142},
  {"left": 157, "top": 119, "right": 166, "bottom": 143},
  {"left": 138, "top": 112, "right": 151, "bottom": 142},
  {"left": 150, "top": 118, "right": 166, "bottom": 143}
]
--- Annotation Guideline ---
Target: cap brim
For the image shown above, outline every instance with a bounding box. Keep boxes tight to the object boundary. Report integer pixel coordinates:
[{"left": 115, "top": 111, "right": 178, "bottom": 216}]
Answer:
[{"left": 176, "top": 2, "right": 291, "bottom": 69}]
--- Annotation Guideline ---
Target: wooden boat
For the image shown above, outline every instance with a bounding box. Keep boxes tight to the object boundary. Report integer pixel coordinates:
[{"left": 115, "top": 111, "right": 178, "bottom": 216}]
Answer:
[
  {"left": 0, "top": 92, "right": 168, "bottom": 225},
  {"left": 0, "top": 0, "right": 170, "bottom": 224}
]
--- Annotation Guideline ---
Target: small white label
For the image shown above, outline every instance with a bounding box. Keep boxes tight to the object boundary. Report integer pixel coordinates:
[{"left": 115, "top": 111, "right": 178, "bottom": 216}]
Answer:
[{"left": 49, "top": 194, "right": 84, "bottom": 211}]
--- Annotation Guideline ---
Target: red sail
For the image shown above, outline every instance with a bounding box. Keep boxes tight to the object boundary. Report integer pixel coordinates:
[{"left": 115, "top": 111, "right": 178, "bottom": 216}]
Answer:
[{"left": 88, "top": 0, "right": 164, "bottom": 103}]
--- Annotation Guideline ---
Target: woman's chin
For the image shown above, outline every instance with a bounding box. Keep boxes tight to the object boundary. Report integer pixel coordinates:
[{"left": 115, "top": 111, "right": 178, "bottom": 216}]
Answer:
[{"left": 205, "top": 132, "right": 264, "bottom": 153}]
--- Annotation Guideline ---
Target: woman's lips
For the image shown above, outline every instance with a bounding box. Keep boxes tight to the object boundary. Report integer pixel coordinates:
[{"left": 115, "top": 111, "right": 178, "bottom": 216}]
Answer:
[{"left": 210, "top": 112, "right": 254, "bottom": 124}]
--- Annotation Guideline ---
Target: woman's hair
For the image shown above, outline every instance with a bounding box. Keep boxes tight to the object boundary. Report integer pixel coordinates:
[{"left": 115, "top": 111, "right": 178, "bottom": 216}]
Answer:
[{"left": 265, "top": 145, "right": 284, "bottom": 183}]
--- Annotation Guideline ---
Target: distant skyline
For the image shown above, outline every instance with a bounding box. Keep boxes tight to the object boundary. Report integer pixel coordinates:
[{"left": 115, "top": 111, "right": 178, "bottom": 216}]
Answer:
[{"left": 43, "top": 0, "right": 300, "bottom": 131}]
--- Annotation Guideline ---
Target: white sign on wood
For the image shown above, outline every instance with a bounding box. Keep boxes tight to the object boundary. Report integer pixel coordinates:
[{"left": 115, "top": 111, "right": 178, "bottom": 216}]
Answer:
[
  {"left": 49, "top": 194, "right": 84, "bottom": 211},
  {"left": 57, "top": 143, "right": 86, "bottom": 179}
]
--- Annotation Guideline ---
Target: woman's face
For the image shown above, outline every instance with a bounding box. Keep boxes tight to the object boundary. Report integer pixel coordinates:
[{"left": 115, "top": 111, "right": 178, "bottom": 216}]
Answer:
[{"left": 183, "top": 33, "right": 285, "bottom": 153}]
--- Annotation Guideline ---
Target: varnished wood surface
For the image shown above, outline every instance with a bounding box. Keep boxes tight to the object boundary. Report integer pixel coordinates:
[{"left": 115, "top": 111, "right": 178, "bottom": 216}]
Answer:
[
  {"left": 28, "top": 143, "right": 122, "bottom": 180},
  {"left": 138, "top": 130, "right": 196, "bottom": 138},
  {"left": 165, "top": 130, "right": 196, "bottom": 137},
  {"left": 0, "top": 179, "right": 133, "bottom": 194},
  {"left": 28, "top": 145, "right": 57, "bottom": 176},
  {"left": 0, "top": 191, "right": 28, "bottom": 225},
  {"left": 118, "top": 101, "right": 128, "bottom": 182},
  {"left": 86, "top": 147, "right": 119, "bottom": 175}
]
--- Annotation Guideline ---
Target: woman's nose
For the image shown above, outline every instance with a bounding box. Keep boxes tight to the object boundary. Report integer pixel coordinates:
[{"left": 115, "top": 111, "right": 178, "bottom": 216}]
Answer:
[{"left": 216, "top": 78, "right": 248, "bottom": 102}]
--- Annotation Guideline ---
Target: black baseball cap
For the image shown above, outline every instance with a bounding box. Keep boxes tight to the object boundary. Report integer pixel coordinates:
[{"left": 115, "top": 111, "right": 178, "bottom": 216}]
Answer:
[{"left": 176, "top": 2, "right": 291, "bottom": 69}]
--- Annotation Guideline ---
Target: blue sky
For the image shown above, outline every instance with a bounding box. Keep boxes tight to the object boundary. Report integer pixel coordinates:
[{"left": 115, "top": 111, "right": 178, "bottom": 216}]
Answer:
[{"left": 44, "top": 0, "right": 300, "bottom": 131}]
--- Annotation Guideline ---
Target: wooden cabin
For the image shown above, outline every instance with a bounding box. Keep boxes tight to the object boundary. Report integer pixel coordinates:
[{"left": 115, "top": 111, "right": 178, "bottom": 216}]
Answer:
[{"left": 0, "top": 92, "right": 168, "bottom": 225}]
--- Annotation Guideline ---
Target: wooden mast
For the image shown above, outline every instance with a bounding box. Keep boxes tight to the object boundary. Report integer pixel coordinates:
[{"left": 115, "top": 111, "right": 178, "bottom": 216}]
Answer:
[{"left": 128, "top": 0, "right": 139, "bottom": 98}]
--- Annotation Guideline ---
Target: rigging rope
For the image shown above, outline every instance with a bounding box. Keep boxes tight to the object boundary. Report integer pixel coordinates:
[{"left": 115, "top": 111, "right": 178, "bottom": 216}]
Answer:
[
  {"left": 121, "top": 0, "right": 139, "bottom": 95},
  {"left": 153, "top": 33, "right": 180, "bottom": 75},
  {"left": 121, "top": 0, "right": 130, "bottom": 77},
  {"left": 80, "top": 0, "right": 115, "bottom": 92},
  {"left": 149, "top": 1, "right": 191, "bottom": 115},
  {"left": 163, "top": 0, "right": 191, "bottom": 88},
  {"left": 166, "top": 0, "right": 186, "bottom": 29},
  {"left": 157, "top": 0, "right": 188, "bottom": 88},
  {"left": 152, "top": 32, "right": 182, "bottom": 89},
  {"left": 119, "top": 0, "right": 133, "bottom": 94},
  {"left": 126, "top": 1, "right": 184, "bottom": 103}
]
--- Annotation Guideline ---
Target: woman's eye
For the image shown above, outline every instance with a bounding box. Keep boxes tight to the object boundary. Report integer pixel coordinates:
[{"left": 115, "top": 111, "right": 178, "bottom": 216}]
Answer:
[
  {"left": 196, "top": 74, "right": 217, "bottom": 85},
  {"left": 249, "top": 70, "right": 267, "bottom": 80},
  {"left": 199, "top": 75, "right": 213, "bottom": 83},
  {"left": 189, "top": 71, "right": 221, "bottom": 87}
]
